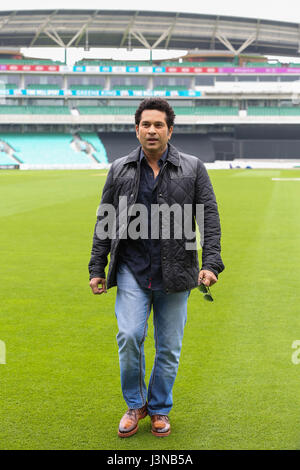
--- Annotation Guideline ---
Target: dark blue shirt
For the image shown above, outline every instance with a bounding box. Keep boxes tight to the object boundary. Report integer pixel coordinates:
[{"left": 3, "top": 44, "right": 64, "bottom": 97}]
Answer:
[{"left": 118, "top": 147, "right": 168, "bottom": 290}]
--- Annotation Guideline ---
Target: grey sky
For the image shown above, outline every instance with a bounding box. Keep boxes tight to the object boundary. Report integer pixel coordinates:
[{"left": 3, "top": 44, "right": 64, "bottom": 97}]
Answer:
[{"left": 1, "top": 0, "right": 300, "bottom": 23}]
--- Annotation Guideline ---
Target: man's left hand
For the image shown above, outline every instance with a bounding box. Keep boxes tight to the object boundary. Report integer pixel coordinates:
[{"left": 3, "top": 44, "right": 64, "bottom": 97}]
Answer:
[{"left": 198, "top": 270, "right": 217, "bottom": 287}]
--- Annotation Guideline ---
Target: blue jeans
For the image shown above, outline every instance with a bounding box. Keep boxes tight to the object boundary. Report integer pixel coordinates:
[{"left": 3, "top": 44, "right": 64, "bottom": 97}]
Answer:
[{"left": 115, "top": 262, "right": 190, "bottom": 416}]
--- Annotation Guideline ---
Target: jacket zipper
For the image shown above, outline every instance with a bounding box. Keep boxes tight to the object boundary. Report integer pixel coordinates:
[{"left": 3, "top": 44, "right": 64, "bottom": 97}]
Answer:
[
  {"left": 134, "top": 160, "right": 141, "bottom": 204},
  {"left": 112, "top": 160, "right": 141, "bottom": 280},
  {"left": 156, "top": 161, "right": 168, "bottom": 286},
  {"left": 148, "top": 162, "right": 167, "bottom": 290}
]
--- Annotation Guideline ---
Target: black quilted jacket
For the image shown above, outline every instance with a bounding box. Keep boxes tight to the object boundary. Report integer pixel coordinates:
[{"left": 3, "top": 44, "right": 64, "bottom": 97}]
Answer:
[{"left": 88, "top": 143, "right": 224, "bottom": 293}]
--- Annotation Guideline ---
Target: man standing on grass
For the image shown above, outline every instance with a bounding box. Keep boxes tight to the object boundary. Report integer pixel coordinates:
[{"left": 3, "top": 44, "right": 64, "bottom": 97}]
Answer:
[{"left": 89, "top": 98, "right": 224, "bottom": 437}]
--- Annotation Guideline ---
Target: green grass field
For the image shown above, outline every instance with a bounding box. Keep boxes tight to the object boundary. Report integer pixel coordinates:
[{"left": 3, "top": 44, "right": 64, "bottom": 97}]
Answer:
[{"left": 1, "top": 168, "right": 300, "bottom": 450}]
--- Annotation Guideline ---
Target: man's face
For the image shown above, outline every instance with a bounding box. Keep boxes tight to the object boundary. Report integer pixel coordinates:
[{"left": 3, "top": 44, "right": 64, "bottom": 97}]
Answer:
[{"left": 136, "top": 109, "right": 173, "bottom": 155}]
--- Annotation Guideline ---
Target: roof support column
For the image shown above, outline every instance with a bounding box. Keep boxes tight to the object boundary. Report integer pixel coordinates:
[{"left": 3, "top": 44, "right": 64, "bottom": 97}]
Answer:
[
  {"left": 44, "top": 29, "right": 65, "bottom": 48},
  {"left": 130, "top": 27, "right": 173, "bottom": 64},
  {"left": 216, "top": 32, "right": 256, "bottom": 56}
]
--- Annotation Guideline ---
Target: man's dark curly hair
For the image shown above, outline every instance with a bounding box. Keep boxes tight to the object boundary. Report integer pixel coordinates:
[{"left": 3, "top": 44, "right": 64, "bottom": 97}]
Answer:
[{"left": 135, "top": 98, "right": 176, "bottom": 129}]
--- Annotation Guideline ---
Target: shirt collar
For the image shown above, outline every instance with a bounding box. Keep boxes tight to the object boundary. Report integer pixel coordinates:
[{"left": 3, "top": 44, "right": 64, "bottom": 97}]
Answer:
[{"left": 140, "top": 146, "right": 168, "bottom": 166}]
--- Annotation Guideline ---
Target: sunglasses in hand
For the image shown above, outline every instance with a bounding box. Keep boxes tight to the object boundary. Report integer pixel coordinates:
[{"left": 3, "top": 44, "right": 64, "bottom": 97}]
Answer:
[{"left": 197, "top": 282, "right": 213, "bottom": 302}]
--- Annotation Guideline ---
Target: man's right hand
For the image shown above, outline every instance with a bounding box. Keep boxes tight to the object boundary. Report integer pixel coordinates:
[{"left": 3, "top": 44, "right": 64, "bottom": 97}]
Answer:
[{"left": 89, "top": 277, "right": 107, "bottom": 295}]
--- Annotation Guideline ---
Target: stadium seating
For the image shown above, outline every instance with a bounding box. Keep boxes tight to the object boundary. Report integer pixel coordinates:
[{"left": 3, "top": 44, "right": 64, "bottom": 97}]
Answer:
[
  {"left": 247, "top": 106, "right": 300, "bottom": 116},
  {"left": 79, "top": 133, "right": 108, "bottom": 164},
  {"left": 26, "top": 106, "right": 70, "bottom": 115},
  {"left": 0, "top": 151, "right": 17, "bottom": 165},
  {"left": 1, "top": 57, "right": 300, "bottom": 69},
  {"left": 111, "top": 85, "right": 146, "bottom": 90},
  {"left": 0, "top": 106, "right": 70, "bottom": 115},
  {"left": 26, "top": 84, "right": 61, "bottom": 89},
  {"left": 177, "top": 106, "right": 239, "bottom": 115},
  {"left": 247, "top": 107, "right": 280, "bottom": 116},
  {"left": 0, "top": 104, "right": 241, "bottom": 117},
  {"left": 0, "top": 106, "right": 31, "bottom": 114},
  {"left": 153, "top": 85, "right": 188, "bottom": 91},
  {"left": 245, "top": 62, "right": 282, "bottom": 67},
  {"left": 4, "top": 83, "right": 18, "bottom": 89},
  {"left": 77, "top": 106, "right": 136, "bottom": 115},
  {"left": 0, "top": 59, "right": 63, "bottom": 65},
  {"left": 76, "top": 105, "right": 239, "bottom": 116},
  {"left": 75, "top": 60, "right": 236, "bottom": 68},
  {"left": 69, "top": 84, "right": 104, "bottom": 90},
  {"left": 76, "top": 60, "right": 151, "bottom": 67},
  {"left": 0, "top": 134, "right": 100, "bottom": 165},
  {"left": 163, "top": 61, "right": 235, "bottom": 67},
  {"left": 279, "top": 107, "right": 300, "bottom": 115}
]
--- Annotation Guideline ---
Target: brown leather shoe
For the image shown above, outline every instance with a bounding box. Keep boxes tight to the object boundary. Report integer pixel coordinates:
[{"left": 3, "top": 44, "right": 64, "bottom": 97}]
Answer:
[
  {"left": 118, "top": 403, "right": 148, "bottom": 438},
  {"left": 151, "top": 414, "right": 171, "bottom": 437}
]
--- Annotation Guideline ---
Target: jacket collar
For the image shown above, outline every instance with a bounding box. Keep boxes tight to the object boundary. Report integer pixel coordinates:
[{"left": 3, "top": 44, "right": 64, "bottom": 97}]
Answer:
[
  {"left": 123, "top": 142, "right": 180, "bottom": 167},
  {"left": 167, "top": 143, "right": 180, "bottom": 167}
]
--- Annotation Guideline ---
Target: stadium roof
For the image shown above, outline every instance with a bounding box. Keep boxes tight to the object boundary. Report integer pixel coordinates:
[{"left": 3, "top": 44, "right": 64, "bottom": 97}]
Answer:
[{"left": 0, "top": 9, "right": 300, "bottom": 57}]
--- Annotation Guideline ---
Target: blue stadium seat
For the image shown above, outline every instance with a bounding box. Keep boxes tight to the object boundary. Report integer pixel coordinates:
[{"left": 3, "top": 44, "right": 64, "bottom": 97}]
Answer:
[
  {"left": 79, "top": 133, "right": 108, "bottom": 164},
  {"left": 0, "top": 134, "right": 102, "bottom": 165},
  {"left": 0, "top": 152, "right": 17, "bottom": 165}
]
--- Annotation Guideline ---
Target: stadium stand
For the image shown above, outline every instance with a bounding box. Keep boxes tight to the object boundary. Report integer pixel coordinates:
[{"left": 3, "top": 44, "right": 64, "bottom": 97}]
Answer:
[
  {"left": 0, "top": 153, "right": 16, "bottom": 164},
  {"left": 0, "top": 59, "right": 63, "bottom": 65},
  {"left": 0, "top": 106, "right": 30, "bottom": 114},
  {"left": 0, "top": 138, "right": 21, "bottom": 163},
  {"left": 78, "top": 133, "right": 108, "bottom": 164},
  {"left": 245, "top": 62, "right": 282, "bottom": 67},
  {"left": 153, "top": 85, "right": 188, "bottom": 91},
  {"left": 27, "top": 107, "right": 71, "bottom": 115},
  {"left": 162, "top": 61, "right": 235, "bottom": 67},
  {"left": 75, "top": 106, "right": 239, "bottom": 116},
  {"left": 26, "top": 84, "right": 61, "bottom": 90},
  {"left": 76, "top": 60, "right": 152, "bottom": 67},
  {"left": 0, "top": 106, "right": 71, "bottom": 115},
  {"left": 176, "top": 106, "right": 239, "bottom": 115},
  {"left": 4, "top": 83, "right": 18, "bottom": 89},
  {"left": 248, "top": 107, "right": 300, "bottom": 116},
  {"left": 111, "top": 85, "right": 146, "bottom": 90},
  {"left": 77, "top": 106, "right": 136, "bottom": 115},
  {"left": 1, "top": 9, "right": 300, "bottom": 167},
  {"left": 0, "top": 133, "right": 106, "bottom": 165},
  {"left": 0, "top": 148, "right": 17, "bottom": 164},
  {"left": 70, "top": 85, "right": 104, "bottom": 90},
  {"left": 73, "top": 59, "right": 300, "bottom": 68},
  {"left": 76, "top": 60, "right": 234, "bottom": 67}
]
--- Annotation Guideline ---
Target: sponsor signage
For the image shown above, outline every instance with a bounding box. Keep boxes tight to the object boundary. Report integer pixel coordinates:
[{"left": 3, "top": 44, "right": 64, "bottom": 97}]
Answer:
[
  {"left": 153, "top": 66, "right": 166, "bottom": 73},
  {"left": 59, "top": 65, "right": 73, "bottom": 73},
  {"left": 219, "top": 67, "right": 300, "bottom": 74},
  {"left": 0, "top": 63, "right": 300, "bottom": 75},
  {"left": 0, "top": 88, "right": 202, "bottom": 97},
  {"left": 137, "top": 67, "right": 153, "bottom": 73},
  {"left": 3, "top": 64, "right": 60, "bottom": 72},
  {"left": 99, "top": 66, "right": 112, "bottom": 73},
  {"left": 73, "top": 66, "right": 86, "bottom": 72},
  {"left": 86, "top": 66, "right": 101, "bottom": 73},
  {"left": 126, "top": 66, "right": 139, "bottom": 73}
]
